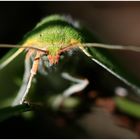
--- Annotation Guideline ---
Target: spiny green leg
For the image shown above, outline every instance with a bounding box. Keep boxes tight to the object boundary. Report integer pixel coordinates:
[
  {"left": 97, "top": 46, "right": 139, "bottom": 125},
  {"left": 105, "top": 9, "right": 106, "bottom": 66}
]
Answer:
[
  {"left": 12, "top": 51, "right": 41, "bottom": 106},
  {"left": 52, "top": 72, "right": 89, "bottom": 109}
]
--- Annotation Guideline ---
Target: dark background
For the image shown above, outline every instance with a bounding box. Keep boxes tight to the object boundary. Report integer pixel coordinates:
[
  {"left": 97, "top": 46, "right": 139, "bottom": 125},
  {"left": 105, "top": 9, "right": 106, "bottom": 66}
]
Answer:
[{"left": 0, "top": 1, "right": 140, "bottom": 138}]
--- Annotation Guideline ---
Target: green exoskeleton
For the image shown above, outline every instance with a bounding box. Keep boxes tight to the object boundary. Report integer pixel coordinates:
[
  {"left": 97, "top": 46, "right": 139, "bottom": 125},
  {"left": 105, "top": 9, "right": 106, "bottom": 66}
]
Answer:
[{"left": 0, "top": 15, "right": 140, "bottom": 106}]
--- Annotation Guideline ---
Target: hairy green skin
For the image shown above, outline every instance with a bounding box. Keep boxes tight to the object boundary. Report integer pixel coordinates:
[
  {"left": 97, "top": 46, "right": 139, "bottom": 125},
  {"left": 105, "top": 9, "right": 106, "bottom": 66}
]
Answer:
[{"left": 21, "top": 15, "right": 85, "bottom": 57}]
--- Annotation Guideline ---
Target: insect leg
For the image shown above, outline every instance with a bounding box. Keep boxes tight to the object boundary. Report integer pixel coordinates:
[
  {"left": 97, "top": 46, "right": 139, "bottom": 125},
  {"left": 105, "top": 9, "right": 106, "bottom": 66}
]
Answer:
[
  {"left": 20, "top": 51, "right": 41, "bottom": 104},
  {"left": 12, "top": 50, "right": 41, "bottom": 105},
  {"left": 12, "top": 50, "right": 32, "bottom": 106},
  {"left": 61, "top": 72, "right": 89, "bottom": 98},
  {"left": 52, "top": 73, "right": 89, "bottom": 109}
]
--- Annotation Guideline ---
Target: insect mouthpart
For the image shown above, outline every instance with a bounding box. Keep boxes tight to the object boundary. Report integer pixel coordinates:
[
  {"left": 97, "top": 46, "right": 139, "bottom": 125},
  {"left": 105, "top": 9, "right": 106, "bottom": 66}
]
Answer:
[{"left": 47, "top": 54, "right": 60, "bottom": 65}]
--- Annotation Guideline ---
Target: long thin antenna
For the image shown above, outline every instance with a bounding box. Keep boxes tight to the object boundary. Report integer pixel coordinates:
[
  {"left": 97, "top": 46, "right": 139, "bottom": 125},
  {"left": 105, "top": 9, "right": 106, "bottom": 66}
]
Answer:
[
  {"left": 0, "top": 44, "right": 46, "bottom": 52},
  {"left": 83, "top": 43, "right": 140, "bottom": 52}
]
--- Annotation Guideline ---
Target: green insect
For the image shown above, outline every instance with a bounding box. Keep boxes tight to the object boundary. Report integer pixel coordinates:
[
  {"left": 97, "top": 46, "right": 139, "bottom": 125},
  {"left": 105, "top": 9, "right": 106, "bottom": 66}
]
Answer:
[{"left": 0, "top": 14, "right": 140, "bottom": 106}]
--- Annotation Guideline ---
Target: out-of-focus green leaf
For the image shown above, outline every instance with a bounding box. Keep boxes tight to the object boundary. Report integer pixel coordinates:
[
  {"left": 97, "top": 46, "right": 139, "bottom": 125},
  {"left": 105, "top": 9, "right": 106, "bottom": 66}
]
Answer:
[
  {"left": 115, "top": 96, "right": 140, "bottom": 118},
  {"left": 0, "top": 104, "right": 31, "bottom": 122},
  {"left": 47, "top": 95, "right": 81, "bottom": 111}
]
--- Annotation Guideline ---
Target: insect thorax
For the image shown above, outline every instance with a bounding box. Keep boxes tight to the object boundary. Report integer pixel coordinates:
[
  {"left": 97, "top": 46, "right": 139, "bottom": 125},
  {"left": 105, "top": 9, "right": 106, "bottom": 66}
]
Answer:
[
  {"left": 22, "top": 15, "right": 85, "bottom": 53},
  {"left": 21, "top": 15, "right": 89, "bottom": 64}
]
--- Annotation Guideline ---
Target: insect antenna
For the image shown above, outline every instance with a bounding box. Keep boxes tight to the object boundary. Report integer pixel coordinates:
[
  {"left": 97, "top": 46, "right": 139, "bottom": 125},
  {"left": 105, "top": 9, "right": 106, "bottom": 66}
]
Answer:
[
  {"left": 0, "top": 44, "right": 46, "bottom": 70},
  {"left": 0, "top": 44, "right": 46, "bottom": 52},
  {"left": 82, "top": 43, "right": 140, "bottom": 52}
]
